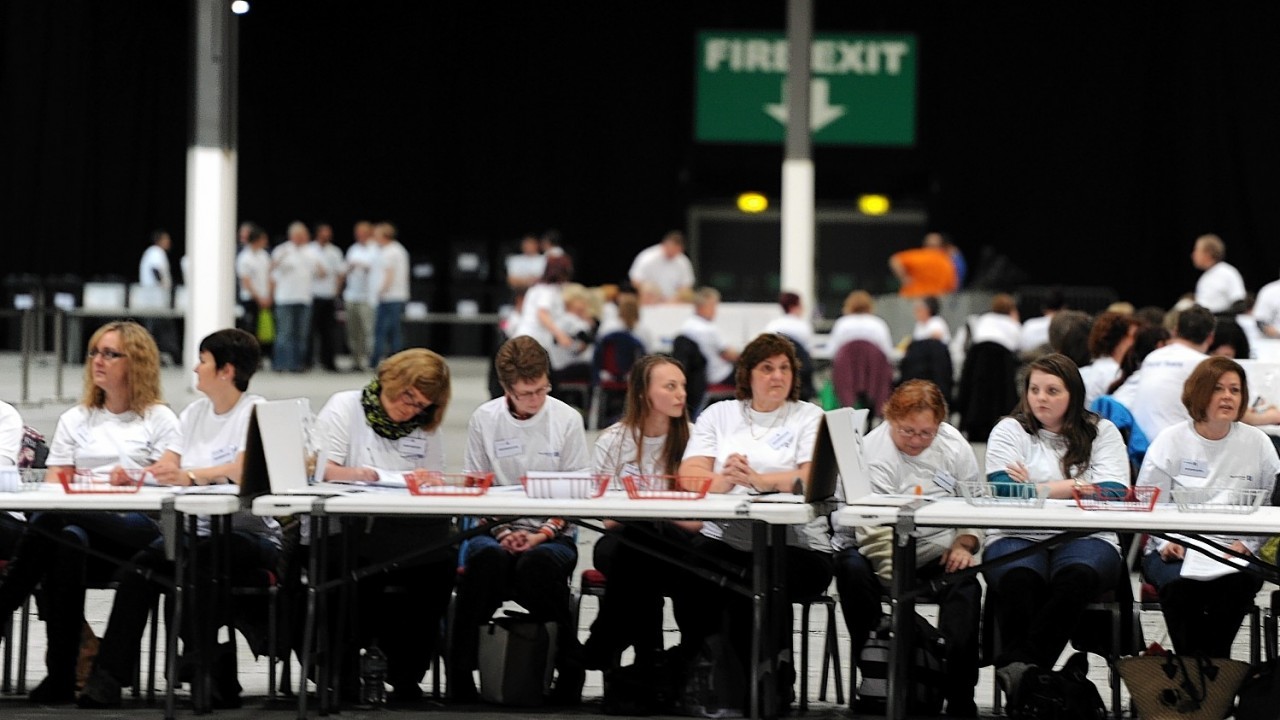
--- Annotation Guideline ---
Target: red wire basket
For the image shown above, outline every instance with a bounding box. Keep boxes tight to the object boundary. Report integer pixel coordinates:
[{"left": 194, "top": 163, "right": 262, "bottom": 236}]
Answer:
[
  {"left": 404, "top": 471, "right": 494, "bottom": 496},
  {"left": 622, "top": 474, "right": 713, "bottom": 500},
  {"left": 1072, "top": 485, "right": 1159, "bottom": 511},
  {"left": 520, "top": 474, "right": 610, "bottom": 499},
  {"left": 59, "top": 468, "right": 146, "bottom": 494}
]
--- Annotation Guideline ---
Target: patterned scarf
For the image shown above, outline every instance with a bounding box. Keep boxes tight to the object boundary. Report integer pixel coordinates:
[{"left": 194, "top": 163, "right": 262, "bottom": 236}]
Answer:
[{"left": 361, "top": 379, "right": 427, "bottom": 440}]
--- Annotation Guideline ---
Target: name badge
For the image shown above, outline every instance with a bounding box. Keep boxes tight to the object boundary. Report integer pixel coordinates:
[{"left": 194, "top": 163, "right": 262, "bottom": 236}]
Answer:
[
  {"left": 495, "top": 438, "right": 523, "bottom": 459},
  {"left": 1179, "top": 458, "right": 1209, "bottom": 478},
  {"left": 933, "top": 470, "right": 957, "bottom": 492},
  {"left": 766, "top": 428, "right": 795, "bottom": 451},
  {"left": 398, "top": 435, "right": 426, "bottom": 458},
  {"left": 211, "top": 445, "right": 237, "bottom": 465}
]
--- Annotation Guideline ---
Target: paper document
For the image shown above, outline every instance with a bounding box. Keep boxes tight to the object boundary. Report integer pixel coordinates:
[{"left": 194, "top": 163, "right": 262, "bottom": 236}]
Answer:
[{"left": 1179, "top": 537, "right": 1248, "bottom": 581}]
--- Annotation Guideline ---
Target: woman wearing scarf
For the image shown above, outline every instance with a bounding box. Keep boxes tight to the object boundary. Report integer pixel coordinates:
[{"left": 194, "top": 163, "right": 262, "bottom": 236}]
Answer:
[{"left": 313, "top": 348, "right": 456, "bottom": 705}]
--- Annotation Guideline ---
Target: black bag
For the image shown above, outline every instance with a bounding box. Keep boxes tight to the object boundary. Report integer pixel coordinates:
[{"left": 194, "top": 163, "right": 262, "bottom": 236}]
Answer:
[
  {"left": 856, "top": 613, "right": 946, "bottom": 715},
  {"left": 602, "top": 649, "right": 681, "bottom": 716},
  {"left": 678, "top": 633, "right": 745, "bottom": 718},
  {"left": 477, "top": 613, "right": 558, "bottom": 706},
  {"left": 1010, "top": 653, "right": 1105, "bottom": 720},
  {"left": 1236, "top": 660, "right": 1280, "bottom": 720}
]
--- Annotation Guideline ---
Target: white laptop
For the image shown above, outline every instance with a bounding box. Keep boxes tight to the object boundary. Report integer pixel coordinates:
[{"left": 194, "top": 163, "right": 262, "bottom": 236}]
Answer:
[
  {"left": 813, "top": 407, "right": 876, "bottom": 503},
  {"left": 241, "top": 399, "right": 360, "bottom": 497}
]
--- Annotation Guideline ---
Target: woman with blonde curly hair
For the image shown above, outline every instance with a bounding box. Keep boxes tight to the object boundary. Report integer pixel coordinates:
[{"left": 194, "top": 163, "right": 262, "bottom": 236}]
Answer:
[{"left": 0, "top": 320, "right": 180, "bottom": 704}]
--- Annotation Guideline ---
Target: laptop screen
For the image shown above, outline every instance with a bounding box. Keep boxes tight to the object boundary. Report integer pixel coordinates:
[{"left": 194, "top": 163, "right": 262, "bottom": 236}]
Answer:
[{"left": 808, "top": 407, "right": 871, "bottom": 503}]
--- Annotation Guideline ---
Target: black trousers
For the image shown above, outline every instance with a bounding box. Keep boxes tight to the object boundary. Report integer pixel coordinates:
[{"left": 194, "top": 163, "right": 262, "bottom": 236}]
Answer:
[{"left": 309, "top": 296, "right": 339, "bottom": 370}]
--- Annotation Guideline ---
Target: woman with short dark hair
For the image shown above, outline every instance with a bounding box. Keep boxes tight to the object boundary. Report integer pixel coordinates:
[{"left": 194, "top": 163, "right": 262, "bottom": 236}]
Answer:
[{"left": 1137, "top": 356, "right": 1279, "bottom": 657}]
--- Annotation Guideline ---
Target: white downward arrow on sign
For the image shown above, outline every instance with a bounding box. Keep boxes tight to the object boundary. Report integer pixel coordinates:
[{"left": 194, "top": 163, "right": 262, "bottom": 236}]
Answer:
[{"left": 764, "top": 78, "right": 847, "bottom": 132}]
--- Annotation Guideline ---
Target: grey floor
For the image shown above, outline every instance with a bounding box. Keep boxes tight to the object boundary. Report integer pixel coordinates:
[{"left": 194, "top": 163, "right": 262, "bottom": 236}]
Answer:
[{"left": 0, "top": 351, "right": 1273, "bottom": 718}]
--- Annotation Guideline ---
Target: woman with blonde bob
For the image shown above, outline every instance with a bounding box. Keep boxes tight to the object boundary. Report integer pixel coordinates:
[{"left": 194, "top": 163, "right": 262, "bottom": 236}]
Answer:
[
  {"left": 0, "top": 321, "right": 180, "bottom": 703},
  {"left": 827, "top": 290, "right": 894, "bottom": 358},
  {"left": 1137, "top": 356, "right": 1279, "bottom": 657},
  {"left": 313, "top": 348, "right": 455, "bottom": 703}
]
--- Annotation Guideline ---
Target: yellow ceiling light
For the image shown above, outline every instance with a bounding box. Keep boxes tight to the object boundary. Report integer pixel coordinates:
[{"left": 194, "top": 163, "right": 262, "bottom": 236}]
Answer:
[
  {"left": 737, "top": 192, "right": 768, "bottom": 213},
  {"left": 858, "top": 194, "right": 891, "bottom": 216}
]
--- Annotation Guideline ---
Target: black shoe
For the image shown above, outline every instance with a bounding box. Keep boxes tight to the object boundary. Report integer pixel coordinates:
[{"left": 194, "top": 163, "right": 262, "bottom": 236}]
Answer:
[
  {"left": 77, "top": 669, "right": 122, "bottom": 709},
  {"left": 547, "top": 664, "right": 585, "bottom": 706},
  {"left": 29, "top": 676, "right": 76, "bottom": 705}
]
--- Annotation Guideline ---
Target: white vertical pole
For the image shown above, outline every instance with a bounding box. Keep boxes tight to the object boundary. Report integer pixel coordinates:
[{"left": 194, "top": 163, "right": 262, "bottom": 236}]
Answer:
[{"left": 780, "top": 0, "right": 816, "bottom": 311}]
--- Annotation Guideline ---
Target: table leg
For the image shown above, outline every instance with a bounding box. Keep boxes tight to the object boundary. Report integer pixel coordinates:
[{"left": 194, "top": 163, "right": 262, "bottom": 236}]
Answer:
[{"left": 887, "top": 507, "right": 919, "bottom": 720}]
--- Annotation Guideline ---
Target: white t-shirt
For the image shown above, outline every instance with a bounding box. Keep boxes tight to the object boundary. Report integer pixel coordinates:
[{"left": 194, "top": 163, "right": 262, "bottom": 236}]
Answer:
[
  {"left": 463, "top": 395, "right": 590, "bottom": 534},
  {"left": 235, "top": 246, "right": 271, "bottom": 302},
  {"left": 763, "top": 315, "right": 815, "bottom": 352},
  {"left": 505, "top": 253, "right": 546, "bottom": 285},
  {"left": 684, "top": 399, "right": 828, "bottom": 553},
  {"left": 1112, "top": 370, "right": 1140, "bottom": 410},
  {"left": 970, "top": 313, "right": 1022, "bottom": 352},
  {"left": 679, "top": 314, "right": 734, "bottom": 385},
  {"left": 1132, "top": 342, "right": 1206, "bottom": 441},
  {"left": 463, "top": 395, "right": 589, "bottom": 486},
  {"left": 513, "top": 283, "right": 564, "bottom": 350},
  {"left": 983, "top": 416, "right": 1128, "bottom": 548},
  {"left": 309, "top": 242, "right": 346, "bottom": 300},
  {"left": 1137, "top": 420, "right": 1280, "bottom": 557},
  {"left": 176, "top": 393, "right": 280, "bottom": 542},
  {"left": 271, "top": 242, "right": 317, "bottom": 304},
  {"left": 548, "top": 312, "right": 593, "bottom": 371},
  {"left": 828, "top": 313, "right": 894, "bottom": 359},
  {"left": 593, "top": 422, "right": 692, "bottom": 489},
  {"left": 1253, "top": 278, "right": 1280, "bottom": 333},
  {"left": 1195, "top": 261, "right": 1246, "bottom": 314},
  {"left": 911, "top": 316, "right": 951, "bottom": 343},
  {"left": 1079, "top": 356, "right": 1121, "bottom": 411},
  {"left": 139, "top": 245, "right": 172, "bottom": 289},
  {"left": 48, "top": 404, "right": 181, "bottom": 472},
  {"left": 834, "top": 422, "right": 981, "bottom": 562},
  {"left": 0, "top": 401, "right": 22, "bottom": 466},
  {"left": 343, "top": 241, "right": 377, "bottom": 304},
  {"left": 628, "top": 244, "right": 695, "bottom": 300},
  {"left": 1018, "top": 315, "right": 1051, "bottom": 351},
  {"left": 316, "top": 390, "right": 444, "bottom": 473},
  {"left": 370, "top": 240, "right": 410, "bottom": 304}
]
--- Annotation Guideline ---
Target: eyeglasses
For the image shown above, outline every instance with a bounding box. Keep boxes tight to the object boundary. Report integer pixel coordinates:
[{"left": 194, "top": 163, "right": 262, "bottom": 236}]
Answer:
[
  {"left": 893, "top": 425, "right": 937, "bottom": 441},
  {"left": 509, "top": 385, "right": 552, "bottom": 401},
  {"left": 88, "top": 349, "right": 127, "bottom": 362},
  {"left": 399, "top": 390, "right": 431, "bottom": 413}
]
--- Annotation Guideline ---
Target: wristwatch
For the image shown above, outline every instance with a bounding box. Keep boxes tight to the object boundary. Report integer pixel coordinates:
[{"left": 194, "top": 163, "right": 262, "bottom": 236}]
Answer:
[{"left": 187, "top": 471, "right": 199, "bottom": 486}]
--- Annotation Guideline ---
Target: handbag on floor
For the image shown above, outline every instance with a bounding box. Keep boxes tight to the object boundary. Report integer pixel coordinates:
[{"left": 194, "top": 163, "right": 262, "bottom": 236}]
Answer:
[
  {"left": 477, "top": 612, "right": 558, "bottom": 706},
  {"left": 1118, "top": 653, "right": 1249, "bottom": 720},
  {"left": 856, "top": 614, "right": 946, "bottom": 716}
]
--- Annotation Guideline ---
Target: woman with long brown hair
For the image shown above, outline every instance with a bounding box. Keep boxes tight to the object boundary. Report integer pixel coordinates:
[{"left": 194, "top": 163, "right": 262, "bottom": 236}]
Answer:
[{"left": 583, "top": 355, "right": 697, "bottom": 676}]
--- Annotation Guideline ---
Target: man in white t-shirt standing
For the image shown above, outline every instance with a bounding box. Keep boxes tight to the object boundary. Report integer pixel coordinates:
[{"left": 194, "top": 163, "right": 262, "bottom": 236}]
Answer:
[
  {"left": 1131, "top": 305, "right": 1215, "bottom": 441},
  {"left": 138, "top": 229, "right": 180, "bottom": 364},
  {"left": 307, "top": 223, "right": 345, "bottom": 372},
  {"left": 678, "top": 286, "right": 739, "bottom": 387},
  {"left": 505, "top": 234, "right": 546, "bottom": 292},
  {"left": 234, "top": 225, "right": 272, "bottom": 342},
  {"left": 628, "top": 231, "right": 695, "bottom": 304},
  {"left": 343, "top": 221, "right": 377, "bottom": 371},
  {"left": 1192, "top": 234, "right": 1246, "bottom": 314},
  {"left": 270, "top": 221, "right": 319, "bottom": 373},
  {"left": 369, "top": 222, "right": 410, "bottom": 369},
  {"left": 1254, "top": 274, "right": 1280, "bottom": 338}
]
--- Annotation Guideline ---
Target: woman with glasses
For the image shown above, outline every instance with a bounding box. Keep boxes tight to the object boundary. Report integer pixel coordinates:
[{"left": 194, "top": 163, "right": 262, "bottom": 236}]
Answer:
[
  {"left": 451, "top": 336, "right": 590, "bottom": 705},
  {"left": 310, "top": 348, "right": 457, "bottom": 704},
  {"left": 0, "top": 321, "right": 180, "bottom": 704},
  {"left": 1136, "top": 356, "right": 1279, "bottom": 657},
  {"left": 833, "top": 380, "right": 981, "bottom": 716},
  {"left": 79, "top": 328, "right": 277, "bottom": 708},
  {"left": 982, "top": 353, "right": 1129, "bottom": 699},
  {"left": 677, "top": 332, "right": 833, "bottom": 712}
]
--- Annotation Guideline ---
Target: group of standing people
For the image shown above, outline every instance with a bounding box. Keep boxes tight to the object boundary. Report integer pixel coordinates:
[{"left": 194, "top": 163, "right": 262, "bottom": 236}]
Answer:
[{"left": 234, "top": 219, "right": 410, "bottom": 373}]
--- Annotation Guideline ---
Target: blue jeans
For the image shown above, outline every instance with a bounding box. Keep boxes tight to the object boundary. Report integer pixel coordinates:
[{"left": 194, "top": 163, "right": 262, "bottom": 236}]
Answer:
[
  {"left": 983, "top": 536, "right": 1123, "bottom": 667},
  {"left": 371, "top": 301, "right": 405, "bottom": 368},
  {"left": 273, "top": 303, "right": 311, "bottom": 372}
]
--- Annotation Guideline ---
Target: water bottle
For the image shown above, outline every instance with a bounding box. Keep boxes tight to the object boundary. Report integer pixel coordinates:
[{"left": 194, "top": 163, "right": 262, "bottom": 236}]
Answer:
[{"left": 360, "top": 644, "right": 387, "bottom": 706}]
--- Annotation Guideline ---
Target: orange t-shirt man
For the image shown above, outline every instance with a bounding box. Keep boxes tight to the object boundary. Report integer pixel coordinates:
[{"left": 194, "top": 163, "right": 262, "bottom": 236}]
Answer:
[{"left": 890, "top": 248, "right": 957, "bottom": 298}]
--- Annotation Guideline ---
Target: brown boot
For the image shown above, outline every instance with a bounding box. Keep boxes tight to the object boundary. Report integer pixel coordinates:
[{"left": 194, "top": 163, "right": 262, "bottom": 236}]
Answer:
[{"left": 76, "top": 622, "right": 100, "bottom": 691}]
